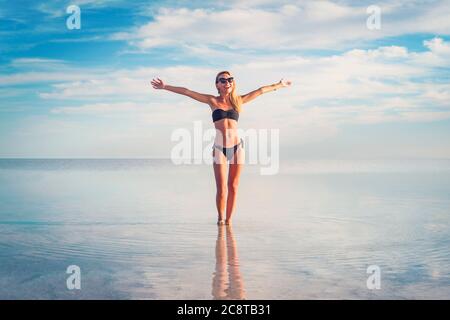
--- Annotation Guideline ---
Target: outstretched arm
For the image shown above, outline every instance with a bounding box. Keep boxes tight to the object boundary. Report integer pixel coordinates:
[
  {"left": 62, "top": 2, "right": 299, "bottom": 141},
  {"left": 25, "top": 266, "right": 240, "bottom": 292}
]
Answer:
[
  {"left": 241, "top": 79, "right": 292, "bottom": 104},
  {"left": 151, "top": 78, "right": 214, "bottom": 105}
]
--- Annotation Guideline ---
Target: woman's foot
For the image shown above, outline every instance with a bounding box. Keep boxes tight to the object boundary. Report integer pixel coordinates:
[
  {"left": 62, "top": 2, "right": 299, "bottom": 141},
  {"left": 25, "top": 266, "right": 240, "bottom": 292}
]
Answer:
[
  {"left": 217, "top": 219, "right": 225, "bottom": 225},
  {"left": 225, "top": 219, "right": 232, "bottom": 226}
]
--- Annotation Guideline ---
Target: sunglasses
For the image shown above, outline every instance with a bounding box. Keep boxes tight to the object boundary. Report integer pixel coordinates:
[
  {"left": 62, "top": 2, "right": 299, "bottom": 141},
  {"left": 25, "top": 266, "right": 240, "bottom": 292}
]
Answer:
[{"left": 217, "top": 77, "right": 234, "bottom": 84}]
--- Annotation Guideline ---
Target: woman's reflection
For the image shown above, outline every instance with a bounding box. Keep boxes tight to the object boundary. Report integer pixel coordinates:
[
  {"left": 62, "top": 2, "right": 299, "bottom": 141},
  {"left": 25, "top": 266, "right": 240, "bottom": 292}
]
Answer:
[{"left": 212, "top": 225, "right": 246, "bottom": 299}]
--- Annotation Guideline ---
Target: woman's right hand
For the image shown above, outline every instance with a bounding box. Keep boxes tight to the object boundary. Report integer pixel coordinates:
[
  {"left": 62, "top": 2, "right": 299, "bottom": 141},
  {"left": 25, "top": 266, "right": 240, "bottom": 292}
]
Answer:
[{"left": 151, "top": 78, "right": 165, "bottom": 89}]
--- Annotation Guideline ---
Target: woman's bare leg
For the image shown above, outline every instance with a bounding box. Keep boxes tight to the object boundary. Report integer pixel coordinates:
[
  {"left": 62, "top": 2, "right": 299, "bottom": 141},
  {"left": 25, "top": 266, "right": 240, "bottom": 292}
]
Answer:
[
  {"left": 225, "top": 145, "right": 244, "bottom": 224},
  {"left": 213, "top": 149, "right": 228, "bottom": 224}
]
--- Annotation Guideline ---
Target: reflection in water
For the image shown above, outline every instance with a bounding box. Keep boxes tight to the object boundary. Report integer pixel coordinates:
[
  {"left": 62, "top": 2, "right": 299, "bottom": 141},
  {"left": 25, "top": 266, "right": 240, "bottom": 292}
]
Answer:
[{"left": 212, "top": 225, "right": 246, "bottom": 300}]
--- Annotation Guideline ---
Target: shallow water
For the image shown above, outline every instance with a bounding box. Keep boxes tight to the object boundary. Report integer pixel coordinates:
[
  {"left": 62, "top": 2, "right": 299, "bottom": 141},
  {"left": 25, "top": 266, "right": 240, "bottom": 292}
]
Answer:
[{"left": 0, "top": 159, "right": 449, "bottom": 299}]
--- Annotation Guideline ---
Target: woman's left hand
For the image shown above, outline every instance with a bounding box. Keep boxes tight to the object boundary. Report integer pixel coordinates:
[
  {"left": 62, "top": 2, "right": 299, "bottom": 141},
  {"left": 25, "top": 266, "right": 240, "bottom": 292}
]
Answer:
[{"left": 279, "top": 78, "right": 292, "bottom": 87}]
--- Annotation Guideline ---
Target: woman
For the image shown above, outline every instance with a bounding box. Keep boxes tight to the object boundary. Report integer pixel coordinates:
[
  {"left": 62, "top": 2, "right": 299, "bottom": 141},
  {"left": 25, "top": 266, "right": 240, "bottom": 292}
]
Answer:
[{"left": 151, "top": 71, "right": 291, "bottom": 225}]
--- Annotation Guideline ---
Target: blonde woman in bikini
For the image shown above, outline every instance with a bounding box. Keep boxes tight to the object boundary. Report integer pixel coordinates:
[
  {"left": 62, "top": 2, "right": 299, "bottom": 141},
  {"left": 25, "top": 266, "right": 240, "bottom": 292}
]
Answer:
[{"left": 151, "top": 71, "right": 291, "bottom": 225}]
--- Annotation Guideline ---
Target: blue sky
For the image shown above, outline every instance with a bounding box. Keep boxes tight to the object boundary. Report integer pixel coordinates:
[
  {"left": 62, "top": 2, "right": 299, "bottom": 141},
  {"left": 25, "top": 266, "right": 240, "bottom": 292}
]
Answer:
[{"left": 1, "top": 0, "right": 450, "bottom": 159}]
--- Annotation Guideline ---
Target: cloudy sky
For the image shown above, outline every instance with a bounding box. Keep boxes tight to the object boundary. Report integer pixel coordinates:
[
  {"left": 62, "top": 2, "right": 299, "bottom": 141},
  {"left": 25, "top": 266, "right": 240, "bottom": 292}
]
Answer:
[{"left": 1, "top": 0, "right": 449, "bottom": 159}]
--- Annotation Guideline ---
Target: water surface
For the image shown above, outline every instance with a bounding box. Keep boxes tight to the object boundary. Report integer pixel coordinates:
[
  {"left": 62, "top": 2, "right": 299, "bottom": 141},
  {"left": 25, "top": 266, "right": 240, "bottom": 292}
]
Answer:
[{"left": 0, "top": 159, "right": 449, "bottom": 299}]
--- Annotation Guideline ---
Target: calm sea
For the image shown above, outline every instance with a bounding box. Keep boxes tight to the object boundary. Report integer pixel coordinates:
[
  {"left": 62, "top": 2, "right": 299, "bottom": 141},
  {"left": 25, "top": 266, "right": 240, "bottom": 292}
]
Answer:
[{"left": 0, "top": 158, "right": 449, "bottom": 299}]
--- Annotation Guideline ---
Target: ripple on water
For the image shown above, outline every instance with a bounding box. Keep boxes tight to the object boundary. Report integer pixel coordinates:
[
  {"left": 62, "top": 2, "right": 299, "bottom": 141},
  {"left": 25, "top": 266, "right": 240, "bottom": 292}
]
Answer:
[{"left": 0, "top": 221, "right": 218, "bottom": 266}]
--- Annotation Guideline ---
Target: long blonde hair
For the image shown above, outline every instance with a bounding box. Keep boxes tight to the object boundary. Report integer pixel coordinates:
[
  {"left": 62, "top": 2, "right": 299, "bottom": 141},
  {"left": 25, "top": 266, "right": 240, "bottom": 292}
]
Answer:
[{"left": 215, "top": 71, "right": 242, "bottom": 113}]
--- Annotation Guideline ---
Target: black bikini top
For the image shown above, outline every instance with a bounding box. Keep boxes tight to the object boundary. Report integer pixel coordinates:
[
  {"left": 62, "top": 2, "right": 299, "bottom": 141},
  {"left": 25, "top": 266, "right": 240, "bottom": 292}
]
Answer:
[{"left": 212, "top": 108, "right": 239, "bottom": 123}]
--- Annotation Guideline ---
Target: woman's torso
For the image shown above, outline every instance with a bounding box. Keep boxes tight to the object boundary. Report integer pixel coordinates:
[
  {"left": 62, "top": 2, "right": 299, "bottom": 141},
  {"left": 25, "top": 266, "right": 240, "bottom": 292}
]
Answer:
[{"left": 209, "top": 97, "right": 240, "bottom": 147}]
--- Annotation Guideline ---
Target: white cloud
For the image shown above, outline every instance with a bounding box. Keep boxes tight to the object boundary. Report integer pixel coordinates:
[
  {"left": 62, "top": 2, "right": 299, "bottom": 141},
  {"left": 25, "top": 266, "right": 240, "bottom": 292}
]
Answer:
[
  {"left": 51, "top": 102, "right": 143, "bottom": 114},
  {"left": 420, "top": 84, "right": 450, "bottom": 106},
  {"left": 49, "top": 100, "right": 209, "bottom": 130},
  {"left": 38, "top": 66, "right": 218, "bottom": 100},
  {"left": 10, "top": 58, "right": 69, "bottom": 70},
  {"left": 0, "top": 58, "right": 108, "bottom": 85},
  {"left": 11, "top": 58, "right": 66, "bottom": 65},
  {"left": 3, "top": 1, "right": 450, "bottom": 159},
  {"left": 3, "top": 33, "right": 450, "bottom": 158},
  {"left": 0, "top": 71, "right": 99, "bottom": 85},
  {"left": 34, "top": 3, "right": 66, "bottom": 18},
  {"left": 0, "top": 115, "right": 166, "bottom": 158},
  {"left": 35, "top": 0, "right": 125, "bottom": 18},
  {"left": 29, "top": 37, "right": 449, "bottom": 130},
  {"left": 423, "top": 37, "right": 450, "bottom": 54},
  {"left": 113, "top": 0, "right": 450, "bottom": 51}
]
